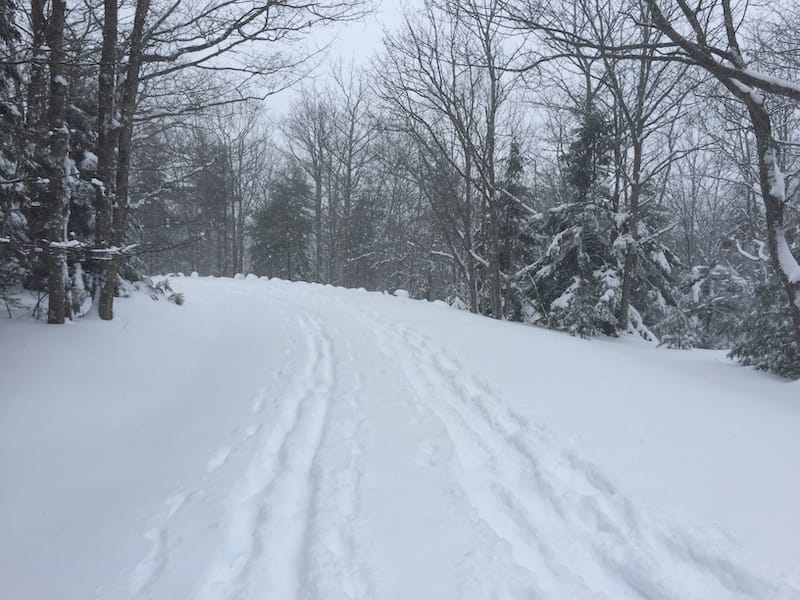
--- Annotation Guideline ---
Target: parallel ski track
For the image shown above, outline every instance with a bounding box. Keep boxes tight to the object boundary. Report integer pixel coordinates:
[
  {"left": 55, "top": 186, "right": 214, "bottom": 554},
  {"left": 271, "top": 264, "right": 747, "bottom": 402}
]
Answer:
[
  {"left": 356, "top": 304, "right": 799, "bottom": 600},
  {"left": 195, "top": 313, "right": 335, "bottom": 600},
  {"left": 128, "top": 280, "right": 800, "bottom": 600}
]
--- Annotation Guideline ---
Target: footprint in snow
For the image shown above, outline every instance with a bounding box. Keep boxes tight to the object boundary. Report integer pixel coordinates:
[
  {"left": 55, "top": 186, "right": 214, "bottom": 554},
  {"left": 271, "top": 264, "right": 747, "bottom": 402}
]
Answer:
[
  {"left": 207, "top": 446, "right": 232, "bottom": 473},
  {"left": 417, "top": 439, "right": 444, "bottom": 467}
]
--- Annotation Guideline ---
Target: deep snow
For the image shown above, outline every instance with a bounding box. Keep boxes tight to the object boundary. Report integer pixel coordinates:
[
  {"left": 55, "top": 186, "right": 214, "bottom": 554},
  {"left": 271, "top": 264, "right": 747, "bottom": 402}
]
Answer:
[{"left": 1, "top": 276, "right": 798, "bottom": 600}]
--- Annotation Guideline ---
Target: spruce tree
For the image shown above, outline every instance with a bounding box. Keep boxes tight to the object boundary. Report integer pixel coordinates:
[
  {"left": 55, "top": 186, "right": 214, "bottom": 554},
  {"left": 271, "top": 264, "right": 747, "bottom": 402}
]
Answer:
[
  {"left": 0, "top": 0, "right": 27, "bottom": 300},
  {"left": 249, "top": 166, "right": 312, "bottom": 280},
  {"left": 528, "top": 112, "right": 678, "bottom": 339}
]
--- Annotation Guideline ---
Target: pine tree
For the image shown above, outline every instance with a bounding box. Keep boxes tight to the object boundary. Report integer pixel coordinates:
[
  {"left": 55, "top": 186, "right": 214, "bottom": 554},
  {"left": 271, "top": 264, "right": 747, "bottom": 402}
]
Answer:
[
  {"left": 249, "top": 166, "right": 312, "bottom": 280},
  {"left": 525, "top": 112, "right": 622, "bottom": 335},
  {"left": 729, "top": 274, "right": 800, "bottom": 379},
  {"left": 498, "top": 139, "right": 536, "bottom": 320},
  {"left": 0, "top": 0, "right": 26, "bottom": 300},
  {"left": 727, "top": 215, "right": 800, "bottom": 378},
  {"left": 527, "top": 112, "right": 678, "bottom": 339}
]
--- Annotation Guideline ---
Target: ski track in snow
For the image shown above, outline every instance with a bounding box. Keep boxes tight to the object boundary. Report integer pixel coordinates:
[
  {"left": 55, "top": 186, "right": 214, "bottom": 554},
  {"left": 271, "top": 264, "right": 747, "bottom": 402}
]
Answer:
[
  {"left": 121, "top": 280, "right": 799, "bottom": 600},
  {"left": 355, "top": 303, "right": 800, "bottom": 600},
  {"left": 128, "top": 388, "right": 268, "bottom": 599},
  {"left": 195, "top": 311, "right": 369, "bottom": 600},
  {"left": 300, "top": 339, "right": 372, "bottom": 600}
]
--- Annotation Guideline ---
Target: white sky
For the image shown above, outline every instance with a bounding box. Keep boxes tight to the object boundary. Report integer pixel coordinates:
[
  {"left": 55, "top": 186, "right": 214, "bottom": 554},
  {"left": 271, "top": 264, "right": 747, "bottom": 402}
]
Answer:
[{"left": 265, "top": 0, "right": 421, "bottom": 117}]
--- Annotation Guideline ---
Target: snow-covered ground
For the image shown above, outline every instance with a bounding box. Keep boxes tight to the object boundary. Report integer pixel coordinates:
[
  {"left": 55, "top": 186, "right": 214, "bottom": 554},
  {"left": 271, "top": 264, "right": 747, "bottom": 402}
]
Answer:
[{"left": 1, "top": 276, "right": 799, "bottom": 600}]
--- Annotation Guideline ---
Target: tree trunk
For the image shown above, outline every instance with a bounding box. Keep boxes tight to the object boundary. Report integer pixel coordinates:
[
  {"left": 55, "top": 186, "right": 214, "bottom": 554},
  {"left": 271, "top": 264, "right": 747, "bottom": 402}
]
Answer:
[
  {"left": 94, "top": 0, "right": 117, "bottom": 295},
  {"left": 327, "top": 164, "right": 338, "bottom": 284},
  {"left": 747, "top": 101, "right": 800, "bottom": 350},
  {"left": 24, "top": 0, "right": 49, "bottom": 291},
  {"left": 463, "top": 156, "right": 478, "bottom": 313},
  {"left": 617, "top": 144, "right": 643, "bottom": 331},
  {"left": 45, "top": 0, "right": 68, "bottom": 324},
  {"left": 26, "top": 0, "right": 47, "bottom": 130},
  {"left": 237, "top": 193, "right": 245, "bottom": 273},
  {"left": 342, "top": 143, "right": 354, "bottom": 287},
  {"left": 488, "top": 204, "right": 503, "bottom": 318},
  {"left": 95, "top": 0, "right": 117, "bottom": 243},
  {"left": 314, "top": 172, "right": 323, "bottom": 282},
  {"left": 98, "top": 0, "right": 150, "bottom": 320}
]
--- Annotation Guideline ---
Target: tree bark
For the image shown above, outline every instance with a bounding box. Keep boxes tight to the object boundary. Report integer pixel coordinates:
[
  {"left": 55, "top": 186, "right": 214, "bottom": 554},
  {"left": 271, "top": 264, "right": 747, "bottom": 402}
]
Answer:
[
  {"left": 98, "top": 0, "right": 151, "bottom": 320},
  {"left": 314, "top": 172, "right": 323, "bottom": 281},
  {"left": 94, "top": 0, "right": 118, "bottom": 290},
  {"left": 747, "top": 102, "right": 800, "bottom": 346},
  {"left": 26, "top": 0, "right": 47, "bottom": 129},
  {"left": 463, "top": 154, "right": 479, "bottom": 313},
  {"left": 617, "top": 141, "right": 643, "bottom": 330},
  {"left": 45, "top": 0, "right": 68, "bottom": 324}
]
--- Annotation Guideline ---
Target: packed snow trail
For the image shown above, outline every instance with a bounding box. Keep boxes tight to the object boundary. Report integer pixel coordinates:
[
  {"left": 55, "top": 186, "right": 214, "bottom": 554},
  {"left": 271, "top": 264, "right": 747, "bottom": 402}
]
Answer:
[
  {"left": 1, "top": 276, "right": 799, "bottom": 600},
  {"left": 196, "top": 313, "right": 337, "bottom": 600}
]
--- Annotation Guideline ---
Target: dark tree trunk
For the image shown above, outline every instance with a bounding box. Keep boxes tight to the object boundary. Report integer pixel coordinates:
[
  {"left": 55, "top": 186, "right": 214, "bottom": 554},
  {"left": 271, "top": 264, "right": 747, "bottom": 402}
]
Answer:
[
  {"left": 26, "top": 0, "right": 47, "bottom": 129},
  {"left": 94, "top": 0, "right": 117, "bottom": 253},
  {"left": 45, "top": 0, "right": 68, "bottom": 324},
  {"left": 314, "top": 172, "right": 323, "bottom": 282},
  {"left": 487, "top": 204, "right": 503, "bottom": 318},
  {"left": 98, "top": 0, "right": 150, "bottom": 320},
  {"left": 24, "top": 0, "right": 49, "bottom": 291},
  {"left": 747, "top": 102, "right": 800, "bottom": 348},
  {"left": 463, "top": 163, "right": 478, "bottom": 314},
  {"left": 617, "top": 143, "right": 643, "bottom": 331}
]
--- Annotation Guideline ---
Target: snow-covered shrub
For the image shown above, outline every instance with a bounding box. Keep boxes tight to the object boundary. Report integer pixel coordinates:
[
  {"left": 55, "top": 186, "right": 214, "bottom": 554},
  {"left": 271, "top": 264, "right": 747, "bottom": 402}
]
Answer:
[
  {"left": 729, "top": 277, "right": 800, "bottom": 380},
  {"left": 132, "top": 276, "right": 184, "bottom": 306},
  {"left": 67, "top": 262, "right": 92, "bottom": 318},
  {"left": 656, "top": 304, "right": 706, "bottom": 349},
  {"left": 658, "top": 264, "right": 752, "bottom": 349},
  {"left": 524, "top": 195, "right": 621, "bottom": 336},
  {"left": 524, "top": 110, "right": 679, "bottom": 339}
]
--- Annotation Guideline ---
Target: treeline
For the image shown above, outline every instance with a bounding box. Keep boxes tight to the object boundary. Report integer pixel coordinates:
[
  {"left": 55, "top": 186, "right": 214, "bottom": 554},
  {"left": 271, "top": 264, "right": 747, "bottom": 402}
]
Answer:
[
  {"left": 2, "top": 0, "right": 800, "bottom": 379},
  {"left": 0, "top": 0, "right": 366, "bottom": 321}
]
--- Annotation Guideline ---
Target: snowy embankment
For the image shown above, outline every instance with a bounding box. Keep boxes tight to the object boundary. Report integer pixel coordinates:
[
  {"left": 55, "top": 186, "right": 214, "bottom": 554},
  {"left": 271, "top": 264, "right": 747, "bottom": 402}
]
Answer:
[{"left": 1, "top": 276, "right": 798, "bottom": 600}]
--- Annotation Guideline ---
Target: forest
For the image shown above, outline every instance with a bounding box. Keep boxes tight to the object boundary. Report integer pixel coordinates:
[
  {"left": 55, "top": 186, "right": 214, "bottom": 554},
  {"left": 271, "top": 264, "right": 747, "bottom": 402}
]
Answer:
[{"left": 2, "top": 0, "right": 800, "bottom": 379}]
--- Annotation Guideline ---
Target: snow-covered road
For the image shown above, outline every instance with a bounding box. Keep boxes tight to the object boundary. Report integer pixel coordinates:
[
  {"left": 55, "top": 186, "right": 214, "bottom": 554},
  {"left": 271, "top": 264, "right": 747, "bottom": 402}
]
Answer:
[{"left": 2, "top": 276, "right": 799, "bottom": 599}]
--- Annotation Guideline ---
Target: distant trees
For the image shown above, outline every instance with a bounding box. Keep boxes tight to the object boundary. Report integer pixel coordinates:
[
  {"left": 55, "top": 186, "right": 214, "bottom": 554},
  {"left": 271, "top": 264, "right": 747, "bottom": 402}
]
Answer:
[
  {"left": 250, "top": 165, "right": 312, "bottom": 280},
  {"left": 0, "top": 0, "right": 367, "bottom": 320},
  {"left": 2, "top": 0, "right": 800, "bottom": 378},
  {"left": 502, "top": 0, "right": 800, "bottom": 374},
  {"left": 377, "top": 0, "right": 528, "bottom": 316},
  {"left": 0, "top": 0, "right": 24, "bottom": 300},
  {"left": 282, "top": 88, "right": 331, "bottom": 282},
  {"left": 642, "top": 0, "right": 800, "bottom": 374},
  {"left": 128, "top": 100, "right": 276, "bottom": 278}
]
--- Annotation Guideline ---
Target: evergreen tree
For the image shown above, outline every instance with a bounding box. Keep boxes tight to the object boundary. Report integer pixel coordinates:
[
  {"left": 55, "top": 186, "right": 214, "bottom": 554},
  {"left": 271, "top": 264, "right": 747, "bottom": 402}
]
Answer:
[
  {"left": 529, "top": 191, "right": 622, "bottom": 335},
  {"left": 729, "top": 274, "right": 800, "bottom": 379},
  {"left": 564, "top": 111, "right": 614, "bottom": 201},
  {"left": 525, "top": 113, "right": 622, "bottom": 335},
  {"left": 726, "top": 214, "right": 800, "bottom": 378},
  {"left": 498, "top": 139, "right": 536, "bottom": 320},
  {"left": 527, "top": 112, "right": 678, "bottom": 338},
  {"left": 249, "top": 166, "right": 312, "bottom": 280},
  {"left": 0, "top": 0, "right": 26, "bottom": 299}
]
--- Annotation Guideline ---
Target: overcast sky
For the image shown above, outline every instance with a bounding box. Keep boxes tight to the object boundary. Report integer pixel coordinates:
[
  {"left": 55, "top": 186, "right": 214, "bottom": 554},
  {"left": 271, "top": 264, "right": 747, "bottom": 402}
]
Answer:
[{"left": 266, "top": 0, "right": 421, "bottom": 116}]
